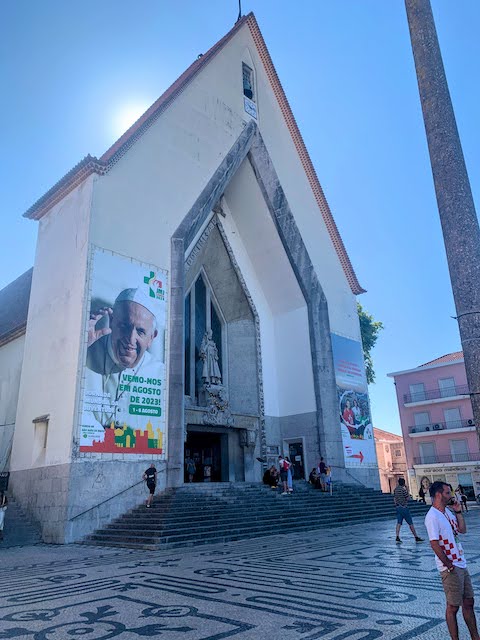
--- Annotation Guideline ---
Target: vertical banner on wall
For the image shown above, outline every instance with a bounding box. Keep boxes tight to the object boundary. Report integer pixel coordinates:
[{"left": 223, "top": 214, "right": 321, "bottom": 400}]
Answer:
[
  {"left": 79, "top": 248, "right": 168, "bottom": 457},
  {"left": 331, "top": 333, "right": 377, "bottom": 469}
]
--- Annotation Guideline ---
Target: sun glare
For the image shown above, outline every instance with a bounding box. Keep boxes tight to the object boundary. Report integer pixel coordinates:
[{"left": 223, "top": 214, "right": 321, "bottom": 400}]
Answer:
[{"left": 113, "top": 102, "right": 151, "bottom": 139}]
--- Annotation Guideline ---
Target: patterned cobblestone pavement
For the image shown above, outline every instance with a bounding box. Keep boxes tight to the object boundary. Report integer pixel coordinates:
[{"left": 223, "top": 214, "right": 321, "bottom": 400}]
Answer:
[{"left": 1, "top": 508, "right": 480, "bottom": 639}]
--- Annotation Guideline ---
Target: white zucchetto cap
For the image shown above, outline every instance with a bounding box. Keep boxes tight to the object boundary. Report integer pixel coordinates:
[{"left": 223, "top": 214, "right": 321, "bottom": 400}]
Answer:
[{"left": 114, "top": 288, "right": 158, "bottom": 319}]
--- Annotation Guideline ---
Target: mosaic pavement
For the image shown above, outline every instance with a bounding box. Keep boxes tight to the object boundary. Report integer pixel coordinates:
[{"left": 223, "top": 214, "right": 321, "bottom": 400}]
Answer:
[{"left": 1, "top": 509, "right": 480, "bottom": 640}]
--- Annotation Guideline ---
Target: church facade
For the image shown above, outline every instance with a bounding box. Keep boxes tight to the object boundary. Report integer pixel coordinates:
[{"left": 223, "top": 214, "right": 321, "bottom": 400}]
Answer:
[{"left": 0, "top": 14, "right": 379, "bottom": 543}]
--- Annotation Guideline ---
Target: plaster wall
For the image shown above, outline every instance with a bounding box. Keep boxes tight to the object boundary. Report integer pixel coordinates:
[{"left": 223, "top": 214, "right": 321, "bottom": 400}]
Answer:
[
  {"left": 274, "top": 309, "right": 316, "bottom": 416},
  {"left": 241, "top": 34, "right": 360, "bottom": 340},
  {"left": 410, "top": 431, "right": 478, "bottom": 462},
  {"left": 222, "top": 159, "right": 316, "bottom": 417},
  {"left": 10, "top": 176, "right": 93, "bottom": 471},
  {"left": 8, "top": 178, "right": 92, "bottom": 541},
  {"left": 393, "top": 361, "right": 474, "bottom": 468},
  {"left": 91, "top": 22, "right": 360, "bottom": 346},
  {"left": 0, "top": 335, "right": 25, "bottom": 471}
]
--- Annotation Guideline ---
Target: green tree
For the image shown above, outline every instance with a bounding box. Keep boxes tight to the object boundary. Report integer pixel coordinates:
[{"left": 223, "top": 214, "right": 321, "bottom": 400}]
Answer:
[{"left": 357, "top": 303, "right": 383, "bottom": 385}]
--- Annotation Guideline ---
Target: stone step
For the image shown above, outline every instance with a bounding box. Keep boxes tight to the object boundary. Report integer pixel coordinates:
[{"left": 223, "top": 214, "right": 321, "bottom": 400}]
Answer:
[
  {"left": 1, "top": 499, "right": 42, "bottom": 548},
  {"left": 102, "top": 506, "right": 426, "bottom": 537},
  {"left": 111, "top": 502, "right": 427, "bottom": 529},
  {"left": 116, "top": 498, "right": 426, "bottom": 521},
  {"left": 85, "top": 506, "right": 428, "bottom": 551},
  {"left": 84, "top": 481, "right": 429, "bottom": 550}
]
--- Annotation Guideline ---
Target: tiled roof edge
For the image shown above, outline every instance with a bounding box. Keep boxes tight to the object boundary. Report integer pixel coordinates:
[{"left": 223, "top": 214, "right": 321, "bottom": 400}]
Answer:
[
  {"left": 0, "top": 324, "right": 27, "bottom": 349},
  {"left": 22, "top": 13, "right": 365, "bottom": 297},
  {"left": 419, "top": 351, "right": 464, "bottom": 367},
  {"left": 23, "top": 155, "right": 106, "bottom": 220},
  {"left": 246, "top": 15, "right": 365, "bottom": 296},
  {"left": 100, "top": 15, "right": 250, "bottom": 167}
]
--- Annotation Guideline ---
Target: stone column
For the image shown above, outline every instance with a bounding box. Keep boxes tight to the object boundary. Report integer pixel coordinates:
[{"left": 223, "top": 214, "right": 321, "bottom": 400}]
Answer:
[
  {"left": 167, "top": 237, "right": 186, "bottom": 488},
  {"left": 405, "top": 0, "right": 480, "bottom": 435}
]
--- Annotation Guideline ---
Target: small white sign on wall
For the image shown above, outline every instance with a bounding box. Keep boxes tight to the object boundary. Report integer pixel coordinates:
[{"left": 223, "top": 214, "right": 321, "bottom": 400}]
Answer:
[{"left": 244, "top": 96, "right": 257, "bottom": 119}]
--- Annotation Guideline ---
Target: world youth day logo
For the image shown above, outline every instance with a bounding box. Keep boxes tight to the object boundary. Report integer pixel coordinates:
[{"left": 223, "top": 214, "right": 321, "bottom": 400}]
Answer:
[{"left": 144, "top": 271, "right": 165, "bottom": 301}]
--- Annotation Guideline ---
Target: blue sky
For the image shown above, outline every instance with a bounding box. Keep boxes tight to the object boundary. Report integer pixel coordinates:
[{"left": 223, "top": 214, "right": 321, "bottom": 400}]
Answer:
[{"left": 1, "top": 1, "right": 478, "bottom": 435}]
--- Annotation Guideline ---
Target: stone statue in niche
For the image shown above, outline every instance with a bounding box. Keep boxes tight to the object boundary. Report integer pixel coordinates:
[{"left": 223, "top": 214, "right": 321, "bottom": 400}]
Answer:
[
  {"left": 200, "top": 330, "right": 222, "bottom": 385},
  {"left": 199, "top": 330, "right": 234, "bottom": 426}
]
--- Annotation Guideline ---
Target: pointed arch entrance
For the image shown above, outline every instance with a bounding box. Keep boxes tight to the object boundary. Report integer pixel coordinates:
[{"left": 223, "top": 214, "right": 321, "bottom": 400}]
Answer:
[{"left": 168, "top": 121, "right": 342, "bottom": 489}]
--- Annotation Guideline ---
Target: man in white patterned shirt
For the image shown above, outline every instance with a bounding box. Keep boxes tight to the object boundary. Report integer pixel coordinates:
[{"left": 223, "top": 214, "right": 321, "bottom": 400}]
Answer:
[{"left": 425, "top": 481, "right": 479, "bottom": 640}]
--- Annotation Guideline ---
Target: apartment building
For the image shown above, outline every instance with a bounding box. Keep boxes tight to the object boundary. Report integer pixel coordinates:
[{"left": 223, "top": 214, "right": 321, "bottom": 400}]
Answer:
[
  {"left": 388, "top": 352, "right": 479, "bottom": 501},
  {"left": 374, "top": 428, "right": 408, "bottom": 494}
]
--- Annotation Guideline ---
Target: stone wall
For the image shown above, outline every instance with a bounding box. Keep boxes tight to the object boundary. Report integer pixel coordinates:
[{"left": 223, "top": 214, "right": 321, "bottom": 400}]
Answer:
[
  {"left": 65, "top": 459, "right": 168, "bottom": 543},
  {"left": 10, "top": 458, "right": 169, "bottom": 544},
  {"left": 9, "top": 464, "right": 70, "bottom": 543}
]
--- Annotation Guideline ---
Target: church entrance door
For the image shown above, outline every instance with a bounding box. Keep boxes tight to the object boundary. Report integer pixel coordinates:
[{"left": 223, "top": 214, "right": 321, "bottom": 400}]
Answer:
[
  {"left": 185, "top": 432, "right": 227, "bottom": 483},
  {"left": 288, "top": 441, "right": 305, "bottom": 480}
]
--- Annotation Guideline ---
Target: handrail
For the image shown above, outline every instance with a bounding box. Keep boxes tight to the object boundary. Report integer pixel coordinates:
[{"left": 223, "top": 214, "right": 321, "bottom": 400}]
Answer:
[
  {"left": 69, "top": 469, "right": 166, "bottom": 521},
  {"left": 344, "top": 468, "right": 367, "bottom": 488}
]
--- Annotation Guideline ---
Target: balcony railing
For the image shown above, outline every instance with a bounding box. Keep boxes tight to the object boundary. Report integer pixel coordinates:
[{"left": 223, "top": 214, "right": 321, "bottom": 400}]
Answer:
[
  {"left": 409, "top": 419, "right": 475, "bottom": 434},
  {"left": 404, "top": 384, "right": 469, "bottom": 404},
  {"left": 413, "top": 452, "right": 480, "bottom": 465}
]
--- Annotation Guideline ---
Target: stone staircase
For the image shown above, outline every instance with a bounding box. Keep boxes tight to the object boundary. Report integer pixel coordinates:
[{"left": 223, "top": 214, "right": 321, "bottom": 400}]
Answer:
[
  {"left": 1, "top": 496, "right": 42, "bottom": 548},
  {"left": 83, "top": 482, "right": 430, "bottom": 550}
]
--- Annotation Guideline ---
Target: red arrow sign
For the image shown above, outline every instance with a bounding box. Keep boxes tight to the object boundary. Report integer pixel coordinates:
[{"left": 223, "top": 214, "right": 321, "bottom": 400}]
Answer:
[{"left": 349, "top": 451, "right": 364, "bottom": 463}]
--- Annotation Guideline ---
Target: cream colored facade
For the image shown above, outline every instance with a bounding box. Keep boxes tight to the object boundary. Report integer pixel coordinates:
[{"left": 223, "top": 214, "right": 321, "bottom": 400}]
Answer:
[
  {"left": 374, "top": 428, "right": 408, "bottom": 494},
  {"left": 0, "top": 14, "right": 378, "bottom": 543}
]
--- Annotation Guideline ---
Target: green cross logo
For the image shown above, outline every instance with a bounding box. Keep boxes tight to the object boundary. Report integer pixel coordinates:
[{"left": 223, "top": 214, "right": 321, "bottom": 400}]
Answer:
[{"left": 144, "top": 271, "right": 156, "bottom": 298}]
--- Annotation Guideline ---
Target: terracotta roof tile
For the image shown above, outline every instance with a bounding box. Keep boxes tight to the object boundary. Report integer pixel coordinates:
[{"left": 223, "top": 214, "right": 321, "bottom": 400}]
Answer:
[
  {"left": 246, "top": 15, "right": 364, "bottom": 295},
  {"left": 373, "top": 427, "right": 403, "bottom": 441},
  {"left": 22, "top": 13, "right": 363, "bottom": 294},
  {"left": 0, "top": 268, "right": 33, "bottom": 346},
  {"left": 419, "top": 351, "right": 464, "bottom": 367}
]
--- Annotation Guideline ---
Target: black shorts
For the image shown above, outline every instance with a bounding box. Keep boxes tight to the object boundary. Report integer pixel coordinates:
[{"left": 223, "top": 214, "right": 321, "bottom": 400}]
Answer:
[{"left": 147, "top": 481, "right": 156, "bottom": 495}]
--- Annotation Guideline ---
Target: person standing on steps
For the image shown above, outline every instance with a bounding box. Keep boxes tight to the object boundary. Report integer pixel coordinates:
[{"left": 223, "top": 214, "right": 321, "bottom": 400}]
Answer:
[
  {"left": 317, "top": 457, "right": 327, "bottom": 492},
  {"left": 185, "top": 456, "right": 196, "bottom": 483},
  {"left": 0, "top": 491, "right": 7, "bottom": 541},
  {"left": 425, "top": 481, "right": 479, "bottom": 640},
  {"left": 285, "top": 456, "right": 294, "bottom": 494},
  {"left": 278, "top": 455, "right": 289, "bottom": 495},
  {"left": 394, "top": 477, "right": 424, "bottom": 544},
  {"left": 143, "top": 463, "right": 157, "bottom": 508}
]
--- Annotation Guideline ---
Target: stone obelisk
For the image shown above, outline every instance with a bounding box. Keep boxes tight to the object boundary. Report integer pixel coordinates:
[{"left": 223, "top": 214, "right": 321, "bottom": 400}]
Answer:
[{"left": 405, "top": 0, "right": 480, "bottom": 438}]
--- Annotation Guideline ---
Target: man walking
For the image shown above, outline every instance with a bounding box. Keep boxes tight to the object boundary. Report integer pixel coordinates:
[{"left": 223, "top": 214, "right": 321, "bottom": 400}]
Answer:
[
  {"left": 425, "top": 481, "right": 479, "bottom": 640},
  {"left": 394, "top": 477, "right": 423, "bottom": 543},
  {"left": 143, "top": 463, "right": 157, "bottom": 508}
]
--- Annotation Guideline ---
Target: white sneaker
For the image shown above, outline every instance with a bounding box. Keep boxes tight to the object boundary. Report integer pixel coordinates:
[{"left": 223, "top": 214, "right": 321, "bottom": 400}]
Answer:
[{"left": 281, "top": 491, "right": 288, "bottom": 495}]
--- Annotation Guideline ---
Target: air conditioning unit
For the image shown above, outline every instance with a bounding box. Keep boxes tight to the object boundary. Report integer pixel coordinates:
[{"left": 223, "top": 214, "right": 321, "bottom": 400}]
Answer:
[
  {"left": 411, "top": 428, "right": 416, "bottom": 434},
  {"left": 467, "top": 419, "right": 475, "bottom": 426},
  {"left": 425, "top": 426, "right": 430, "bottom": 431},
  {"left": 433, "top": 423, "right": 441, "bottom": 431}
]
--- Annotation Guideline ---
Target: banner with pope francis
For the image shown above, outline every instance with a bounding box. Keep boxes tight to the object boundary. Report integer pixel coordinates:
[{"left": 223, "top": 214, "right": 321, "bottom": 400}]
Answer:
[
  {"left": 79, "top": 247, "right": 168, "bottom": 456},
  {"left": 330, "top": 333, "right": 378, "bottom": 469}
]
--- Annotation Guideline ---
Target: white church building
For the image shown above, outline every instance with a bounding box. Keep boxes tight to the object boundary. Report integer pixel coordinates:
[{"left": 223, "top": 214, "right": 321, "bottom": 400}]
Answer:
[{"left": 0, "top": 13, "right": 379, "bottom": 543}]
